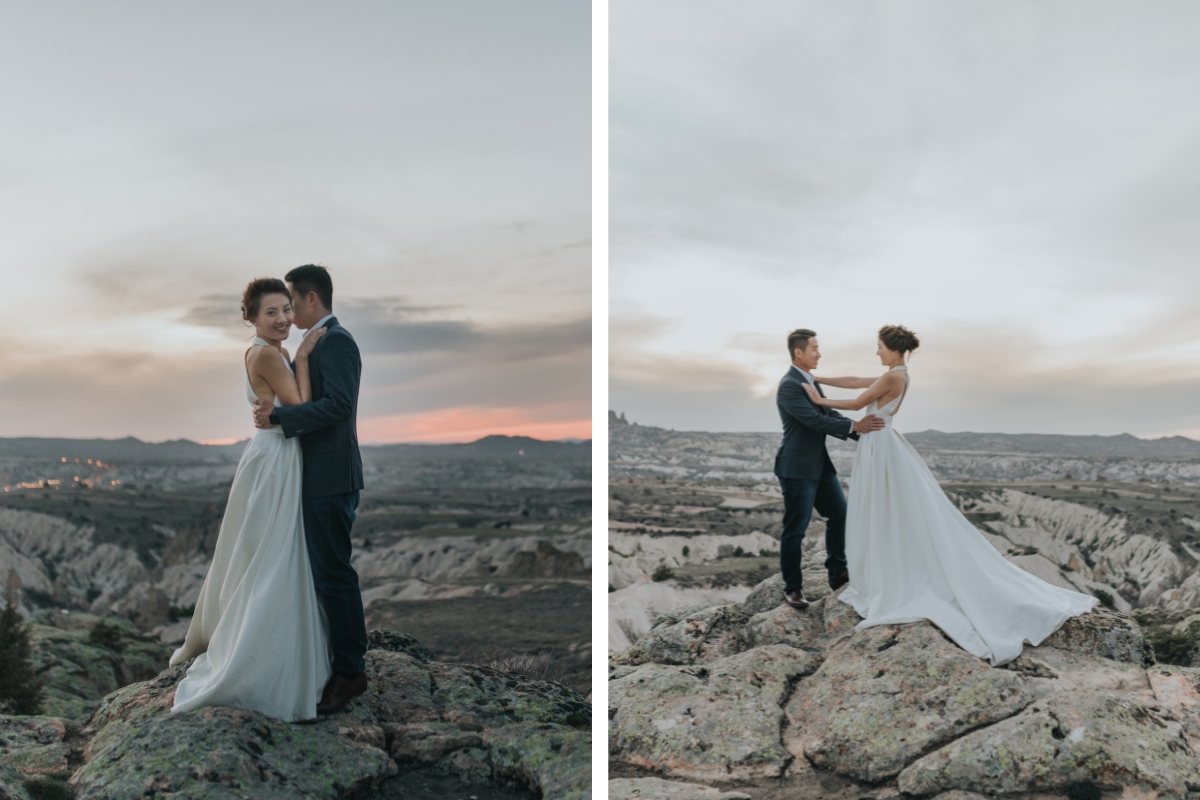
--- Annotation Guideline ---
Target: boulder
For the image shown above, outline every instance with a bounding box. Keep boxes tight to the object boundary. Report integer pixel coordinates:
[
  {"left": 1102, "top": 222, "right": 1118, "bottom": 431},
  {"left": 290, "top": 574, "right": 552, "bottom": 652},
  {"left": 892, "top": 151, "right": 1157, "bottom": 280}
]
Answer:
[
  {"left": 609, "top": 776, "right": 752, "bottom": 799},
  {"left": 29, "top": 614, "right": 173, "bottom": 721},
  {"left": 740, "top": 564, "right": 831, "bottom": 617},
  {"left": 822, "top": 594, "right": 861, "bottom": 637},
  {"left": 731, "top": 603, "right": 824, "bottom": 653},
  {"left": 486, "top": 721, "right": 591, "bottom": 800},
  {"left": 785, "top": 623, "right": 1037, "bottom": 782},
  {"left": 0, "top": 763, "right": 33, "bottom": 800},
  {"left": 1039, "top": 609, "right": 1149, "bottom": 665},
  {"left": 0, "top": 715, "right": 80, "bottom": 778},
  {"left": 610, "top": 644, "right": 818, "bottom": 781},
  {"left": 619, "top": 605, "right": 748, "bottom": 666},
  {"left": 72, "top": 705, "right": 392, "bottom": 800},
  {"left": 56, "top": 629, "right": 590, "bottom": 800},
  {"left": 897, "top": 688, "right": 1200, "bottom": 798}
]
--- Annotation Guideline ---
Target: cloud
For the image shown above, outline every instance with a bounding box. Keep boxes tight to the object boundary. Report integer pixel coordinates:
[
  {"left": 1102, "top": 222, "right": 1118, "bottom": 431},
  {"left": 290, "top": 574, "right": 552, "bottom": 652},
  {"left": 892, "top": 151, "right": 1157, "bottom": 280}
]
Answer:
[
  {"left": 612, "top": 316, "right": 1200, "bottom": 438},
  {"left": 180, "top": 295, "right": 246, "bottom": 331},
  {"left": 610, "top": 1, "right": 1200, "bottom": 438}
]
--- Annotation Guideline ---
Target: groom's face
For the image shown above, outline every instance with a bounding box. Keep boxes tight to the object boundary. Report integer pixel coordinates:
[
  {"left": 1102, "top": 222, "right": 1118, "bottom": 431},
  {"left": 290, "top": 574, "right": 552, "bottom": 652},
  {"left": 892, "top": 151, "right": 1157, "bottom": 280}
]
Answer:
[
  {"left": 794, "top": 339, "right": 820, "bottom": 372},
  {"left": 288, "top": 283, "right": 318, "bottom": 330}
]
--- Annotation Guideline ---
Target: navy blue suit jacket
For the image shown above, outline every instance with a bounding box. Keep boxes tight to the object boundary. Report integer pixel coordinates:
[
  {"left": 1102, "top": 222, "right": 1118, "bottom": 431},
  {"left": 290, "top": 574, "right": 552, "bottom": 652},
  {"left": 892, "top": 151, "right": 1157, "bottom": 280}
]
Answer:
[
  {"left": 773, "top": 367, "right": 859, "bottom": 481},
  {"left": 276, "top": 317, "right": 365, "bottom": 498}
]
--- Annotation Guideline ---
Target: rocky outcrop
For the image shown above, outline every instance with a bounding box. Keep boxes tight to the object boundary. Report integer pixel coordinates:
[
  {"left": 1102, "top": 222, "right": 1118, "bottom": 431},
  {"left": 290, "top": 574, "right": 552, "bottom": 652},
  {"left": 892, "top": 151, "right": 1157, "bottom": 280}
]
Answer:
[
  {"left": 609, "top": 419, "right": 1200, "bottom": 483},
  {"left": 353, "top": 534, "right": 590, "bottom": 585},
  {"left": 608, "top": 531, "right": 780, "bottom": 591},
  {"left": 608, "top": 582, "right": 750, "bottom": 652},
  {"left": 3, "top": 629, "right": 589, "bottom": 800},
  {"left": 609, "top": 645, "right": 817, "bottom": 781},
  {"left": 609, "top": 777, "right": 751, "bottom": 799},
  {"left": 610, "top": 571, "right": 1200, "bottom": 799},
  {"left": 28, "top": 611, "right": 173, "bottom": 721},
  {"left": 954, "top": 488, "right": 1189, "bottom": 608},
  {"left": 785, "top": 623, "right": 1037, "bottom": 782}
]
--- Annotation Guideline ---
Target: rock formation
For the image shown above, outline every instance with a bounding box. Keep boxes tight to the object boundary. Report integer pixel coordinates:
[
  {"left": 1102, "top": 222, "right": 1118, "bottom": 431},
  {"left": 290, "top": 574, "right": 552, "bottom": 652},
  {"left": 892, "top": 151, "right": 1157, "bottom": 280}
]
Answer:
[
  {"left": 609, "top": 559, "right": 1200, "bottom": 799},
  {"left": 2, "top": 628, "right": 590, "bottom": 800}
]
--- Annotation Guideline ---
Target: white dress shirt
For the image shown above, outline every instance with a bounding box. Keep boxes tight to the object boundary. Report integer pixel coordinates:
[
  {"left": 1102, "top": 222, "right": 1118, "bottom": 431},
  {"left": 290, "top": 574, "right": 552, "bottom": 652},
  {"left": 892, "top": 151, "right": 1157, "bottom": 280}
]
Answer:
[{"left": 307, "top": 313, "right": 335, "bottom": 334}]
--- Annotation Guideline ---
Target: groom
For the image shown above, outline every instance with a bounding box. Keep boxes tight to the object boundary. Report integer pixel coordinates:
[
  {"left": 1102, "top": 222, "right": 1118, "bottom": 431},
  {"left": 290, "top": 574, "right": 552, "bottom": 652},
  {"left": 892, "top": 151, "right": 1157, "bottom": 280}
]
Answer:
[
  {"left": 253, "top": 264, "right": 368, "bottom": 715},
  {"left": 774, "top": 328, "right": 883, "bottom": 610}
]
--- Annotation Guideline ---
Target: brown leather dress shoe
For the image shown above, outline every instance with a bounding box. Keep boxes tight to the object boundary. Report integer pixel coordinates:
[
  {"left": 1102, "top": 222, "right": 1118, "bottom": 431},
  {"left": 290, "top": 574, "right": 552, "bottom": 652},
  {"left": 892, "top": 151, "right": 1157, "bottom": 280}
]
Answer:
[
  {"left": 318, "top": 674, "right": 336, "bottom": 708},
  {"left": 785, "top": 590, "right": 809, "bottom": 609},
  {"left": 829, "top": 568, "right": 850, "bottom": 592},
  {"left": 316, "top": 671, "right": 368, "bottom": 715}
]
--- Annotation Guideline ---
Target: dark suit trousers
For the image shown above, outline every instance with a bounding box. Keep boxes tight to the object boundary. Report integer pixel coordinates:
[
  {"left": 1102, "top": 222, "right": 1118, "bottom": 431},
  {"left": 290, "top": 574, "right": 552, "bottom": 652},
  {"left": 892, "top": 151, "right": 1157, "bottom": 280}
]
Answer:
[
  {"left": 778, "top": 466, "right": 849, "bottom": 593},
  {"left": 303, "top": 491, "right": 368, "bottom": 677}
]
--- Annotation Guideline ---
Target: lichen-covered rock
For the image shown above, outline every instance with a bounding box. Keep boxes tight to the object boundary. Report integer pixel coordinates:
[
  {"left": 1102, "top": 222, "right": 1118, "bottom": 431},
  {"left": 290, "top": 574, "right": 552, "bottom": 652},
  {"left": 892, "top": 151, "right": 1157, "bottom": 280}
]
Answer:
[
  {"left": 366, "top": 628, "right": 435, "bottom": 661},
  {"left": 389, "top": 721, "right": 483, "bottom": 763},
  {"left": 1039, "top": 609, "right": 1148, "bottom": 665},
  {"left": 1147, "top": 665, "right": 1200, "bottom": 754},
  {"left": 486, "top": 722, "right": 591, "bottom": 800},
  {"left": 0, "top": 763, "right": 34, "bottom": 800},
  {"left": 72, "top": 705, "right": 392, "bottom": 800},
  {"left": 59, "top": 630, "right": 589, "bottom": 800},
  {"left": 741, "top": 573, "right": 787, "bottom": 616},
  {"left": 620, "top": 605, "right": 747, "bottom": 666},
  {"left": 731, "top": 603, "right": 824, "bottom": 653},
  {"left": 822, "top": 594, "right": 861, "bottom": 637},
  {"left": 651, "top": 603, "right": 724, "bottom": 630},
  {"left": 609, "top": 776, "right": 751, "bottom": 799},
  {"left": 425, "top": 659, "right": 591, "bottom": 729},
  {"left": 0, "top": 716, "right": 80, "bottom": 778},
  {"left": 740, "top": 565, "right": 832, "bottom": 617},
  {"left": 897, "top": 688, "right": 1200, "bottom": 798},
  {"left": 610, "top": 644, "right": 818, "bottom": 781},
  {"left": 785, "top": 623, "right": 1037, "bottom": 782},
  {"left": 29, "top": 614, "right": 173, "bottom": 721},
  {"left": 82, "top": 662, "right": 190, "bottom": 744}
]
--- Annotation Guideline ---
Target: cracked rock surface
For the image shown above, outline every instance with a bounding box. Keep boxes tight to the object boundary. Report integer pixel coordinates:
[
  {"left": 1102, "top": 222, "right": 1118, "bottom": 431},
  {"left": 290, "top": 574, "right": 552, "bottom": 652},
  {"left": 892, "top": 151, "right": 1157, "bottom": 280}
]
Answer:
[
  {"left": 3, "top": 629, "right": 590, "bottom": 800},
  {"left": 610, "top": 568, "right": 1200, "bottom": 799}
]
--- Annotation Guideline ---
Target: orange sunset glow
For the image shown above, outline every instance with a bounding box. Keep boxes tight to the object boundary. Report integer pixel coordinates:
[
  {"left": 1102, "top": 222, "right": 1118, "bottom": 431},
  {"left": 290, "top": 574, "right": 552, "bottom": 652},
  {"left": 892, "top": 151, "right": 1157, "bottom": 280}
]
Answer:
[{"left": 357, "top": 408, "right": 592, "bottom": 444}]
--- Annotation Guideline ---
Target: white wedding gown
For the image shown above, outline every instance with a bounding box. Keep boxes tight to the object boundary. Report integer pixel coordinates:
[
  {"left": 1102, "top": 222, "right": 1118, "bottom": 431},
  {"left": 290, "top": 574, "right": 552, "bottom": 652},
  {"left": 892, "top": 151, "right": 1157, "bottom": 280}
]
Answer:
[
  {"left": 170, "top": 339, "right": 332, "bottom": 721},
  {"left": 838, "top": 365, "right": 1098, "bottom": 666}
]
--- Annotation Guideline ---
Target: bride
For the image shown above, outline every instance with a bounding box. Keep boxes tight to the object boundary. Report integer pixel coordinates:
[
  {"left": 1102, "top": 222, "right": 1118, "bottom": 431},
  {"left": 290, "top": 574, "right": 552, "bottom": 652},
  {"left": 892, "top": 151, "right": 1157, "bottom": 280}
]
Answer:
[
  {"left": 170, "top": 278, "right": 331, "bottom": 721},
  {"left": 802, "top": 324, "right": 1097, "bottom": 666}
]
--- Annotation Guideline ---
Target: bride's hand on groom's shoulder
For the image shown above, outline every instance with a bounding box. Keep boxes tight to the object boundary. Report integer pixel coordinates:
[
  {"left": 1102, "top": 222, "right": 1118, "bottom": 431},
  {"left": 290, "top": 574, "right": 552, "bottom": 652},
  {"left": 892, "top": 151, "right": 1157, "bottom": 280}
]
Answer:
[
  {"left": 801, "top": 383, "right": 822, "bottom": 403},
  {"left": 296, "top": 327, "right": 327, "bottom": 359}
]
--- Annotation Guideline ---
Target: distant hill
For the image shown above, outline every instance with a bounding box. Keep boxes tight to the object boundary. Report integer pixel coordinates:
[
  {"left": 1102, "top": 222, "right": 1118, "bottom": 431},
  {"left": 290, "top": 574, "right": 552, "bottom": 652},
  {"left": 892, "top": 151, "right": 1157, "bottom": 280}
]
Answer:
[
  {"left": 609, "top": 413, "right": 1200, "bottom": 483},
  {"left": 905, "top": 430, "right": 1200, "bottom": 457},
  {"left": 368, "top": 434, "right": 591, "bottom": 461},
  {"left": 0, "top": 436, "right": 246, "bottom": 463},
  {"left": 0, "top": 433, "right": 590, "bottom": 463},
  {"left": 0, "top": 433, "right": 591, "bottom": 491}
]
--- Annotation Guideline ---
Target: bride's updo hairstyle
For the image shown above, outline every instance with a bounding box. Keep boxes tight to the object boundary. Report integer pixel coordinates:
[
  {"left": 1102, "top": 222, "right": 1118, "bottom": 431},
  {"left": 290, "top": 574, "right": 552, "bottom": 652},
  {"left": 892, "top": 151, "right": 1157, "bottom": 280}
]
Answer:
[
  {"left": 241, "top": 278, "right": 291, "bottom": 322},
  {"left": 879, "top": 324, "right": 920, "bottom": 355}
]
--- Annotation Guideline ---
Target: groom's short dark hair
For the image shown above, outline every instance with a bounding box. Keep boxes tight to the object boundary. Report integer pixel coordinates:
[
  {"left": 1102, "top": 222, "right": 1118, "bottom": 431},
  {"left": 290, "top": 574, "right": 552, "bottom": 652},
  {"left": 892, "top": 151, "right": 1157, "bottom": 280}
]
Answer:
[
  {"left": 285, "top": 264, "right": 333, "bottom": 310},
  {"left": 787, "top": 328, "right": 817, "bottom": 357}
]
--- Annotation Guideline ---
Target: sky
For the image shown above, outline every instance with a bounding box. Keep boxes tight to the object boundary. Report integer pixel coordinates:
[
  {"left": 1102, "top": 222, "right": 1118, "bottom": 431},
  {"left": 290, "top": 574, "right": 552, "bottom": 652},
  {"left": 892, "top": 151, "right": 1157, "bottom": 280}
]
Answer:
[
  {"left": 610, "top": 1, "right": 1200, "bottom": 439},
  {"left": 0, "top": 1, "right": 590, "bottom": 444}
]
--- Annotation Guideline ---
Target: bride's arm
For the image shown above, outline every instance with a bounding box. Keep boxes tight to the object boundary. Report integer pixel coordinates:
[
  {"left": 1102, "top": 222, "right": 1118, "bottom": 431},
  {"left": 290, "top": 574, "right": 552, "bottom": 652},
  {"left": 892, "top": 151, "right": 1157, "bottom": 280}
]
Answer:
[
  {"left": 250, "top": 330, "right": 326, "bottom": 407},
  {"left": 813, "top": 376, "right": 873, "bottom": 389},
  {"left": 804, "top": 371, "right": 903, "bottom": 411}
]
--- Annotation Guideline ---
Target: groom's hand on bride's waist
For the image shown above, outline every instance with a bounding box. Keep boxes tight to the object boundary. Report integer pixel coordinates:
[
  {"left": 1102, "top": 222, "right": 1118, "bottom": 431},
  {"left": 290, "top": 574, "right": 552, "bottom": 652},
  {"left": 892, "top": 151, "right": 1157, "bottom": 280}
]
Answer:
[
  {"left": 852, "top": 415, "right": 886, "bottom": 434},
  {"left": 253, "top": 399, "right": 276, "bottom": 429}
]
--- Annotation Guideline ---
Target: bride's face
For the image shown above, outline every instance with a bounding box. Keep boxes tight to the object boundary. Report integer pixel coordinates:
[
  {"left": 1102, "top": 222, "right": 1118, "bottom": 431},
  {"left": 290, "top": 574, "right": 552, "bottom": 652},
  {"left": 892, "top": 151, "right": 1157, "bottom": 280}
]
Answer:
[
  {"left": 253, "top": 293, "right": 294, "bottom": 342},
  {"left": 877, "top": 339, "right": 898, "bottom": 365}
]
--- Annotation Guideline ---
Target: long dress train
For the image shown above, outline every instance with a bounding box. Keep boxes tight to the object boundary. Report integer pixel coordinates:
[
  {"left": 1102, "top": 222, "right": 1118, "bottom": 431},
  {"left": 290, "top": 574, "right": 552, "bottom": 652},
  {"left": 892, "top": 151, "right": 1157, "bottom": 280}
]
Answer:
[
  {"left": 169, "top": 338, "right": 332, "bottom": 721},
  {"left": 839, "top": 365, "right": 1098, "bottom": 666}
]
